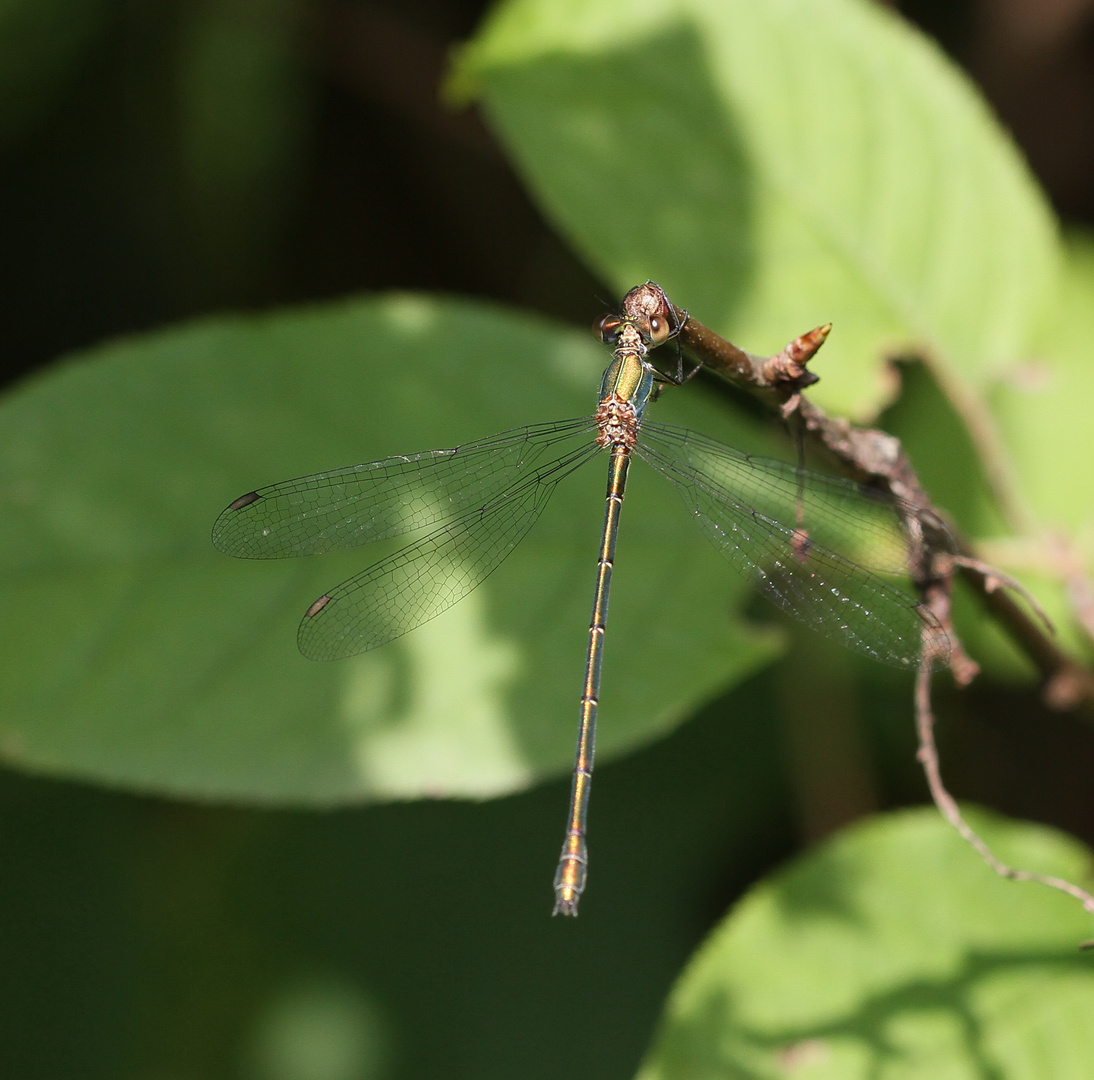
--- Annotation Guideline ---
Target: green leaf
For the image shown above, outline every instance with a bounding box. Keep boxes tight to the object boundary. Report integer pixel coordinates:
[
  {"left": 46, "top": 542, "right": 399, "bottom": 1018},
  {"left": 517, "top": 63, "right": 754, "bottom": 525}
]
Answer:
[
  {"left": 989, "top": 231, "right": 1094, "bottom": 538},
  {"left": 456, "top": 0, "right": 1093, "bottom": 677},
  {"left": 0, "top": 295, "right": 779, "bottom": 802},
  {"left": 944, "top": 231, "right": 1094, "bottom": 669},
  {"left": 636, "top": 808, "right": 1094, "bottom": 1080},
  {"left": 454, "top": 0, "right": 1058, "bottom": 418}
]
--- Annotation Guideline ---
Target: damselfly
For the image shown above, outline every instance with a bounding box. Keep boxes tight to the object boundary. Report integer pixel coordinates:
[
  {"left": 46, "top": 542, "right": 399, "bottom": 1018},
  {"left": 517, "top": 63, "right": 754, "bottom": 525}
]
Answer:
[{"left": 213, "top": 282, "right": 948, "bottom": 915}]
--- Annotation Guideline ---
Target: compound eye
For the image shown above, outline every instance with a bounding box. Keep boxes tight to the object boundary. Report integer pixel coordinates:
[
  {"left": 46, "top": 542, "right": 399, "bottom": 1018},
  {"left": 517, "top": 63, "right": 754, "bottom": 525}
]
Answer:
[
  {"left": 647, "top": 314, "right": 672, "bottom": 346},
  {"left": 594, "top": 314, "right": 622, "bottom": 344}
]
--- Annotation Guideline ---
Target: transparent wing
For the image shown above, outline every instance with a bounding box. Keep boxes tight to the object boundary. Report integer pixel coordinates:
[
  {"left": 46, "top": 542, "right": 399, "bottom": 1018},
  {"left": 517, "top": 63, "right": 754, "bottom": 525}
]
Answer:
[
  {"left": 212, "top": 417, "right": 596, "bottom": 558},
  {"left": 297, "top": 441, "right": 602, "bottom": 660},
  {"left": 637, "top": 422, "right": 949, "bottom": 669}
]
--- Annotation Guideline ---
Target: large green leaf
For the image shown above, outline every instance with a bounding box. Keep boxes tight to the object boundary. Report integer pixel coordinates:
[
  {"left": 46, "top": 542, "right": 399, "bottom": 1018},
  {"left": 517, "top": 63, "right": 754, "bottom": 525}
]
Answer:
[
  {"left": 454, "top": 0, "right": 1058, "bottom": 419},
  {"left": 636, "top": 808, "right": 1094, "bottom": 1080},
  {"left": 989, "top": 232, "right": 1094, "bottom": 538},
  {"left": 945, "top": 232, "right": 1094, "bottom": 669},
  {"left": 0, "top": 295, "right": 782, "bottom": 802},
  {"left": 455, "top": 0, "right": 1094, "bottom": 673}
]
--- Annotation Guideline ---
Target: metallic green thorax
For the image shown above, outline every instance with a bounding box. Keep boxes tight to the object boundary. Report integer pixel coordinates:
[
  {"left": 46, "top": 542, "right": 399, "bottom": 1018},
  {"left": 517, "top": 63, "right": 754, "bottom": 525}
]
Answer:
[{"left": 597, "top": 330, "right": 655, "bottom": 421}]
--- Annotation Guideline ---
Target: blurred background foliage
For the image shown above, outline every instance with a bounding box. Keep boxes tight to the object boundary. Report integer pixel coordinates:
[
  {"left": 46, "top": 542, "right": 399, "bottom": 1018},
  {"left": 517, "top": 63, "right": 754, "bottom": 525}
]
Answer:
[{"left": 2, "top": 0, "right": 1094, "bottom": 1078}]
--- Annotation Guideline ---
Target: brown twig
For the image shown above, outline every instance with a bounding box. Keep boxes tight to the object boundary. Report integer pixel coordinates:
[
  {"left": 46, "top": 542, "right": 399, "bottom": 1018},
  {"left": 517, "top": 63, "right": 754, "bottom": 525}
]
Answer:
[
  {"left": 621, "top": 281, "right": 1094, "bottom": 714},
  {"left": 915, "top": 659, "right": 1094, "bottom": 948},
  {"left": 620, "top": 280, "right": 1094, "bottom": 936}
]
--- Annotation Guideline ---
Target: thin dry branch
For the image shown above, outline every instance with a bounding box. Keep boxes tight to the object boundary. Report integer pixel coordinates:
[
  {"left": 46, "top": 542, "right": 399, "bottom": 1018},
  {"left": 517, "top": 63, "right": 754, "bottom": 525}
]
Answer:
[
  {"left": 621, "top": 281, "right": 1094, "bottom": 715},
  {"left": 619, "top": 280, "right": 1094, "bottom": 938},
  {"left": 915, "top": 660, "right": 1094, "bottom": 949}
]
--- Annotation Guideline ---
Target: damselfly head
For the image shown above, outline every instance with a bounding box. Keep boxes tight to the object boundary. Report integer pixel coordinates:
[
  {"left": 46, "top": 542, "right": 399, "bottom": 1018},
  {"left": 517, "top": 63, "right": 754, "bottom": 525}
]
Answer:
[{"left": 594, "top": 312, "right": 674, "bottom": 348}]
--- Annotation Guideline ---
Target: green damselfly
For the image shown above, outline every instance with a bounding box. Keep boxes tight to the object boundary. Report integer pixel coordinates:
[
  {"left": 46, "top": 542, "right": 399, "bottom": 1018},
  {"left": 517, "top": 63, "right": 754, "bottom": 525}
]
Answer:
[{"left": 213, "top": 282, "right": 948, "bottom": 915}]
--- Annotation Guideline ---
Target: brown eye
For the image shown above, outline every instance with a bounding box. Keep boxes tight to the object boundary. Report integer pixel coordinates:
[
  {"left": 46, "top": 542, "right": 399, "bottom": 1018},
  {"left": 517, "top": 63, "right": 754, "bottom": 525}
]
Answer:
[
  {"left": 647, "top": 314, "right": 672, "bottom": 345},
  {"left": 594, "top": 314, "right": 622, "bottom": 344}
]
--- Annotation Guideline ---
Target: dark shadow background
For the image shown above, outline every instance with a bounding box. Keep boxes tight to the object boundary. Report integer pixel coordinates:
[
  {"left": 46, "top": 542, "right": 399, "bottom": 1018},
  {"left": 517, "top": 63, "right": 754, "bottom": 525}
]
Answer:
[{"left": 2, "top": 2, "right": 1094, "bottom": 1078}]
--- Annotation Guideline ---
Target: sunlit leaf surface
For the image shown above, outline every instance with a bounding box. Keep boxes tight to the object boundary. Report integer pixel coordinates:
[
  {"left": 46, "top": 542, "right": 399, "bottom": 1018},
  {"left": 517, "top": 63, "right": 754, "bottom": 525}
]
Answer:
[
  {"left": 0, "top": 295, "right": 781, "bottom": 801},
  {"left": 637, "top": 809, "right": 1094, "bottom": 1080},
  {"left": 456, "top": 0, "right": 1058, "bottom": 418}
]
